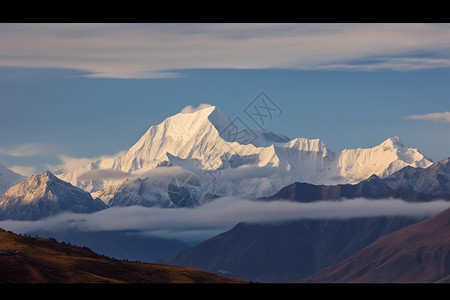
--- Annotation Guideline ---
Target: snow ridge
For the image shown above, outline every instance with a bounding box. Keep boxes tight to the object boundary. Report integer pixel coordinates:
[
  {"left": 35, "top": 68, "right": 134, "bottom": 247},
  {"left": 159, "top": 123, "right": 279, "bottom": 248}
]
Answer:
[{"left": 59, "top": 105, "right": 433, "bottom": 203}]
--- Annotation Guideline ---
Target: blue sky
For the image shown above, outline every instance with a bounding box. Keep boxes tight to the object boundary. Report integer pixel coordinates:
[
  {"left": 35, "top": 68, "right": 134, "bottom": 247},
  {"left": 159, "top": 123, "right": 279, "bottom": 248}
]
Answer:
[{"left": 1, "top": 23, "right": 450, "bottom": 176}]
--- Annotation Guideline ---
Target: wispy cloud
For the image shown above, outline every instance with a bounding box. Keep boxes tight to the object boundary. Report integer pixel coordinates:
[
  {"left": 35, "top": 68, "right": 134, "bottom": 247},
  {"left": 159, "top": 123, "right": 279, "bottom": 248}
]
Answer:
[
  {"left": 0, "top": 198, "right": 448, "bottom": 242},
  {"left": 0, "top": 143, "right": 51, "bottom": 157},
  {"left": 406, "top": 112, "right": 450, "bottom": 123},
  {"left": 314, "top": 57, "right": 450, "bottom": 72},
  {"left": 78, "top": 169, "right": 135, "bottom": 181},
  {"left": 47, "top": 152, "right": 126, "bottom": 174},
  {"left": 2, "top": 24, "right": 450, "bottom": 78},
  {"left": 8, "top": 165, "right": 37, "bottom": 177},
  {"left": 179, "top": 104, "right": 213, "bottom": 114}
]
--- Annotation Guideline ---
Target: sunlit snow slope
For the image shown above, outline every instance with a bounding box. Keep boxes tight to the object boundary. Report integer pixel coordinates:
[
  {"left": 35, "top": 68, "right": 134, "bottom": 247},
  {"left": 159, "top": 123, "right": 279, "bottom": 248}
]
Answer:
[{"left": 59, "top": 105, "right": 432, "bottom": 201}]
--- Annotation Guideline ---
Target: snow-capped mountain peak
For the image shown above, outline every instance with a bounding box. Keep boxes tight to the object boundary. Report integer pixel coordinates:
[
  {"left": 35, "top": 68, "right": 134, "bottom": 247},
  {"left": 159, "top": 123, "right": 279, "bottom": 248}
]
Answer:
[
  {"left": 120, "top": 105, "right": 231, "bottom": 172},
  {"left": 335, "top": 136, "right": 431, "bottom": 183},
  {"left": 3, "top": 170, "right": 61, "bottom": 203},
  {"left": 59, "top": 105, "right": 433, "bottom": 202},
  {"left": 0, "top": 170, "right": 106, "bottom": 220},
  {"left": 381, "top": 136, "right": 404, "bottom": 148}
]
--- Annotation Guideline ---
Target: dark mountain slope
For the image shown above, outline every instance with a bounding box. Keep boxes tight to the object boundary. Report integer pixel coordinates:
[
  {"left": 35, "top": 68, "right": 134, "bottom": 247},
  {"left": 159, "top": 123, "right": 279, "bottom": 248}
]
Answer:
[
  {"left": 165, "top": 216, "right": 420, "bottom": 282},
  {"left": 302, "top": 207, "right": 450, "bottom": 283}
]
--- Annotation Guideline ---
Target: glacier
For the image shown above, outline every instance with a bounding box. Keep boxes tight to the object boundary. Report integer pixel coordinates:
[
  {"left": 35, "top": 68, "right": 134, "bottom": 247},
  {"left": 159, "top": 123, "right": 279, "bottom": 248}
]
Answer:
[{"left": 58, "top": 105, "right": 432, "bottom": 206}]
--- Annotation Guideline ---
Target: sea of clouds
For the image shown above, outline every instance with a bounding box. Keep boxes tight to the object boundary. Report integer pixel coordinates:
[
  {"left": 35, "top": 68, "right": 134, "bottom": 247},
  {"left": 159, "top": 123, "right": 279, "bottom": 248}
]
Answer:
[{"left": 1, "top": 197, "right": 449, "bottom": 243}]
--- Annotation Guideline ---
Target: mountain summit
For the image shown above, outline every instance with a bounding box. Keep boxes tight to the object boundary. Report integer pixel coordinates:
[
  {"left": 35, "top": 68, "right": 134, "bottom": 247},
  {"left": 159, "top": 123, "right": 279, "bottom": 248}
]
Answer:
[
  {"left": 59, "top": 105, "right": 432, "bottom": 202},
  {"left": 0, "top": 171, "right": 106, "bottom": 220}
]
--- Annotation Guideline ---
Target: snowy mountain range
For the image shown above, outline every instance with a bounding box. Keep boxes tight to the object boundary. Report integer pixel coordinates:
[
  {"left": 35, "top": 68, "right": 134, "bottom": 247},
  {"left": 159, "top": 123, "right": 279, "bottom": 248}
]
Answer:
[
  {"left": 0, "top": 171, "right": 106, "bottom": 220},
  {"left": 383, "top": 157, "right": 450, "bottom": 196},
  {"left": 263, "top": 157, "right": 450, "bottom": 203},
  {"left": 0, "top": 104, "right": 438, "bottom": 218},
  {"left": 58, "top": 105, "right": 432, "bottom": 205},
  {"left": 0, "top": 104, "right": 449, "bottom": 283},
  {"left": 0, "top": 164, "right": 25, "bottom": 196}
]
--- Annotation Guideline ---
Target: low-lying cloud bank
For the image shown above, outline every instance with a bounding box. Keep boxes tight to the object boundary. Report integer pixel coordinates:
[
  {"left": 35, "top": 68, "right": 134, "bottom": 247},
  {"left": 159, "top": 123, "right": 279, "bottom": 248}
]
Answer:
[{"left": 1, "top": 197, "right": 449, "bottom": 242}]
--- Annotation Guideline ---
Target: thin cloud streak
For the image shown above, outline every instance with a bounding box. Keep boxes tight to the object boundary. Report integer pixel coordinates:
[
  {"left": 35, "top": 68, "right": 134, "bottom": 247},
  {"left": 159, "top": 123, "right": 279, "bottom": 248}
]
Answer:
[
  {"left": 314, "top": 57, "right": 450, "bottom": 71},
  {"left": 1, "top": 197, "right": 449, "bottom": 242},
  {"left": 47, "top": 152, "right": 127, "bottom": 174},
  {"left": 0, "top": 143, "right": 52, "bottom": 157},
  {"left": 407, "top": 112, "right": 450, "bottom": 123},
  {"left": 2, "top": 24, "right": 450, "bottom": 78},
  {"left": 78, "top": 169, "right": 136, "bottom": 181}
]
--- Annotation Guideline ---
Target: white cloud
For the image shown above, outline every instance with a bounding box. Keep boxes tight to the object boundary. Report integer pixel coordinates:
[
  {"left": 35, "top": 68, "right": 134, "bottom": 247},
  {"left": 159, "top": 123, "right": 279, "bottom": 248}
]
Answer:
[
  {"left": 2, "top": 24, "right": 450, "bottom": 78},
  {"left": 137, "top": 166, "right": 190, "bottom": 181},
  {"left": 0, "top": 143, "right": 51, "bottom": 157},
  {"left": 179, "top": 104, "right": 212, "bottom": 114},
  {"left": 48, "top": 155, "right": 95, "bottom": 173},
  {"left": 47, "top": 153, "right": 189, "bottom": 182},
  {"left": 1, "top": 197, "right": 449, "bottom": 242},
  {"left": 314, "top": 57, "right": 450, "bottom": 71},
  {"left": 406, "top": 112, "right": 450, "bottom": 123},
  {"left": 8, "top": 165, "right": 37, "bottom": 177},
  {"left": 222, "top": 165, "right": 280, "bottom": 180},
  {"left": 78, "top": 169, "right": 136, "bottom": 181},
  {"left": 47, "top": 152, "right": 126, "bottom": 174}
]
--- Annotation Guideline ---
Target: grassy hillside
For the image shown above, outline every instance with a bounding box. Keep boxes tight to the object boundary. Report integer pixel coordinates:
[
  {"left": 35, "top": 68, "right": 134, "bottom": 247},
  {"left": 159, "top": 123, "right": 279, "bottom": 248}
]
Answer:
[{"left": 0, "top": 229, "right": 246, "bottom": 284}]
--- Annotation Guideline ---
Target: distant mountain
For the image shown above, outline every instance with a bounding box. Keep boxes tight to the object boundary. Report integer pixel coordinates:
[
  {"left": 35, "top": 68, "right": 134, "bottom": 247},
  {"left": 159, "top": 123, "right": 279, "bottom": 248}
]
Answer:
[
  {"left": 383, "top": 157, "right": 450, "bottom": 197},
  {"left": 263, "top": 174, "right": 391, "bottom": 202},
  {"left": 33, "top": 229, "right": 189, "bottom": 263},
  {"left": 0, "top": 229, "right": 245, "bottom": 283},
  {"left": 303, "top": 207, "right": 450, "bottom": 283},
  {"left": 264, "top": 157, "right": 450, "bottom": 203},
  {"left": 0, "top": 164, "right": 25, "bottom": 196},
  {"left": 0, "top": 171, "right": 106, "bottom": 220},
  {"left": 60, "top": 105, "right": 432, "bottom": 206},
  {"left": 165, "top": 157, "right": 450, "bottom": 282},
  {"left": 164, "top": 216, "right": 420, "bottom": 282}
]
